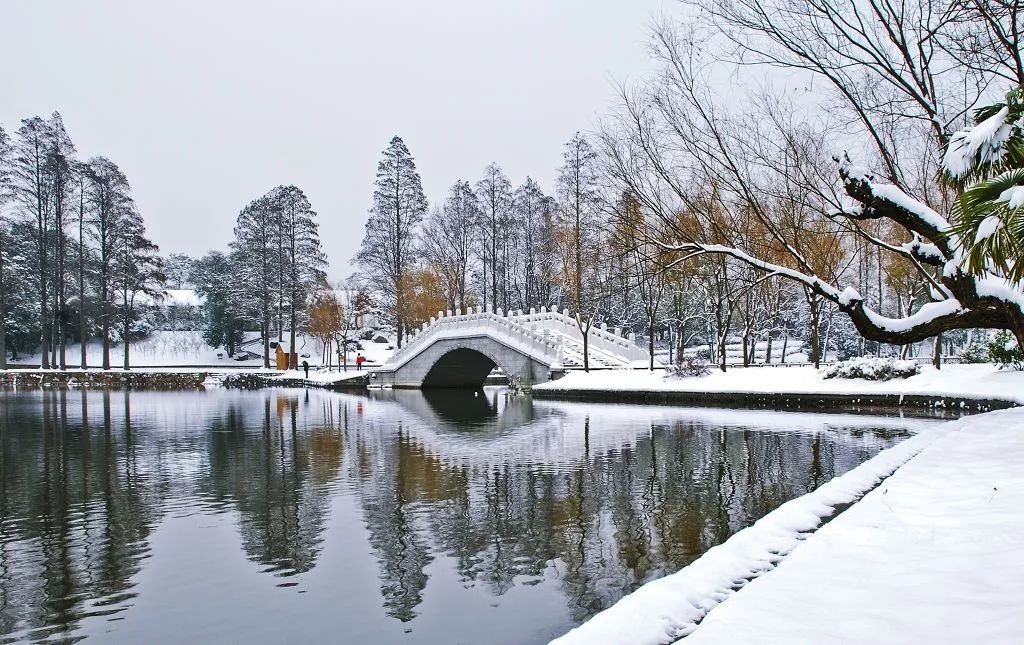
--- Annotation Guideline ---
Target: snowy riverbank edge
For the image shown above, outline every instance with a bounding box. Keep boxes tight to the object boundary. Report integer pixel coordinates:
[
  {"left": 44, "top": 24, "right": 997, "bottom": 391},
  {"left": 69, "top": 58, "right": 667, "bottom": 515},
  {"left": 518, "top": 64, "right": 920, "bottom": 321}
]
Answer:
[
  {"left": 680, "top": 407, "right": 1024, "bottom": 644},
  {"left": 533, "top": 364, "right": 1024, "bottom": 410},
  {"left": 550, "top": 425, "right": 953, "bottom": 644},
  {"left": 0, "top": 367, "right": 369, "bottom": 391}
]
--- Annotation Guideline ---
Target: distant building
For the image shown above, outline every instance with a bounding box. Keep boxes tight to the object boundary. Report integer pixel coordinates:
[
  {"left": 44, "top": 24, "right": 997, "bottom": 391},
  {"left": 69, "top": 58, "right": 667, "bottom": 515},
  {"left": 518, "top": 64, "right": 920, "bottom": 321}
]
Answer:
[{"left": 273, "top": 341, "right": 298, "bottom": 371}]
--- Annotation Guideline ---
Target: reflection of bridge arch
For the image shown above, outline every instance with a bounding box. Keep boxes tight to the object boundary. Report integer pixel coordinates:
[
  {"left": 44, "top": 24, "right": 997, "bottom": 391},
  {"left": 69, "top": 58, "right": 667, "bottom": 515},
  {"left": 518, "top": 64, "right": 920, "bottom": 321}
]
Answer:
[{"left": 375, "top": 310, "right": 650, "bottom": 389}]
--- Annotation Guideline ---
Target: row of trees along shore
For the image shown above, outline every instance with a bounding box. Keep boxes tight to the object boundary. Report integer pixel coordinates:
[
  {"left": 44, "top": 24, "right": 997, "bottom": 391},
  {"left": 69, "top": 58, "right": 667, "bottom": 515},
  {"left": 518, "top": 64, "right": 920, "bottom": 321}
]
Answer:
[
  {"left": 355, "top": 0, "right": 1024, "bottom": 372},
  {"left": 0, "top": 114, "right": 162, "bottom": 369},
  {"left": 0, "top": 113, "right": 329, "bottom": 370}
]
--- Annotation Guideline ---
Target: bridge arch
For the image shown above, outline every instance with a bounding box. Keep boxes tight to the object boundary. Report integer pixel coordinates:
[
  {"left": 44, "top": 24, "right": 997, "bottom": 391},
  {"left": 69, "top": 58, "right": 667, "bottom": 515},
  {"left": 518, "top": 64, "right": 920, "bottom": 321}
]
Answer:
[
  {"left": 375, "top": 311, "right": 647, "bottom": 389},
  {"left": 421, "top": 347, "right": 504, "bottom": 388}
]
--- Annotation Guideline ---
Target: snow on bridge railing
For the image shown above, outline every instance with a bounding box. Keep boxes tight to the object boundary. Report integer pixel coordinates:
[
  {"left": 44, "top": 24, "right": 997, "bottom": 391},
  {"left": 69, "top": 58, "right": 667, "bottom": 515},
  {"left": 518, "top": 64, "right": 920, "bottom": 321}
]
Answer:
[
  {"left": 510, "top": 307, "right": 649, "bottom": 363},
  {"left": 384, "top": 305, "right": 651, "bottom": 370},
  {"left": 384, "top": 308, "right": 562, "bottom": 369}
]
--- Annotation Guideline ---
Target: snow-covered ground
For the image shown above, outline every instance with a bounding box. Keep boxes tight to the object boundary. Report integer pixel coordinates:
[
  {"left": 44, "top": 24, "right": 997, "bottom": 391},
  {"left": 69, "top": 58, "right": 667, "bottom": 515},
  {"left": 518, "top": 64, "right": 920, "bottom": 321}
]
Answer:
[
  {"left": 10, "top": 331, "right": 265, "bottom": 367},
  {"left": 9, "top": 330, "right": 395, "bottom": 368},
  {"left": 555, "top": 408, "right": 1024, "bottom": 644},
  {"left": 536, "top": 364, "right": 1024, "bottom": 405}
]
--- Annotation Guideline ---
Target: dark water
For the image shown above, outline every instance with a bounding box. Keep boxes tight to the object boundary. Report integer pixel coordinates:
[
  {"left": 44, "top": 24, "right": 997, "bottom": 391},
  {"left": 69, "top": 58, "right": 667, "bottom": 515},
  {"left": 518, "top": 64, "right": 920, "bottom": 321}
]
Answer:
[{"left": 0, "top": 388, "right": 941, "bottom": 644}]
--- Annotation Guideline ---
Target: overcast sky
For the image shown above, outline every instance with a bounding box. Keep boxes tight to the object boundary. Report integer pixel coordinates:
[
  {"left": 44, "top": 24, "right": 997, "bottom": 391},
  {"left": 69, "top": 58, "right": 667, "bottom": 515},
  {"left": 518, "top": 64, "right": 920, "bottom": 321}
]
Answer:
[{"left": 1, "top": 0, "right": 665, "bottom": 279}]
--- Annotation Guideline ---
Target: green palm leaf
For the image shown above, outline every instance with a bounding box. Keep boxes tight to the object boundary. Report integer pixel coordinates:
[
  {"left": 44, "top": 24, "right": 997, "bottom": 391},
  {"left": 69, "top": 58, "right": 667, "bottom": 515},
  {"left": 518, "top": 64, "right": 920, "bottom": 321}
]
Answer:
[{"left": 950, "top": 168, "right": 1024, "bottom": 282}]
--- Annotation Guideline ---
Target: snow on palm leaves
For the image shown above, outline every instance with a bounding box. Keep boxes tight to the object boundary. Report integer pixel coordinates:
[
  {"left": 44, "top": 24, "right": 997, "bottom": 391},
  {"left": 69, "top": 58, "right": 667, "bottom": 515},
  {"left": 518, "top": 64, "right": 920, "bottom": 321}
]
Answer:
[{"left": 947, "top": 86, "right": 1024, "bottom": 283}]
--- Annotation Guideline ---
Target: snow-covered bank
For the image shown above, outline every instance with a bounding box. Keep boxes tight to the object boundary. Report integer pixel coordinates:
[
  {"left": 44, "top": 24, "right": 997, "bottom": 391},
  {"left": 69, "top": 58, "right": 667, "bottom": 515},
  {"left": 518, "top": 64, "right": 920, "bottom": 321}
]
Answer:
[
  {"left": 553, "top": 408, "right": 1024, "bottom": 645},
  {"left": 550, "top": 426, "right": 953, "bottom": 644},
  {"left": 683, "top": 408, "right": 1024, "bottom": 644},
  {"left": 535, "top": 364, "right": 1024, "bottom": 406}
]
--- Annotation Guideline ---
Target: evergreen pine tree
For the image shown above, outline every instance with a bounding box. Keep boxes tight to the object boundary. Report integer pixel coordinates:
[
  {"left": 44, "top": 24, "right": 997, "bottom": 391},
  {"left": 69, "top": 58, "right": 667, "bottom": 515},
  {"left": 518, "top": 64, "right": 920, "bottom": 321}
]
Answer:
[{"left": 356, "top": 136, "right": 427, "bottom": 347}]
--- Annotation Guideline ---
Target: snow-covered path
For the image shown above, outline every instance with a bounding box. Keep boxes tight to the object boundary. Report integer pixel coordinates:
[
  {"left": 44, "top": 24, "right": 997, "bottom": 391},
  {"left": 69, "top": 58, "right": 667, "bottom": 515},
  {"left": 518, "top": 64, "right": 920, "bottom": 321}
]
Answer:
[
  {"left": 683, "top": 408, "right": 1024, "bottom": 644},
  {"left": 553, "top": 408, "right": 1024, "bottom": 644}
]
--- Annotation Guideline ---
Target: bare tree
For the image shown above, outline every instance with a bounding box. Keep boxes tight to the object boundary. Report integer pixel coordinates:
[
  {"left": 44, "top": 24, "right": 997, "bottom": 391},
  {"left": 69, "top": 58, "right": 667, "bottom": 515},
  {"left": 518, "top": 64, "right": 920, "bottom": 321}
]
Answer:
[
  {"left": 422, "top": 180, "right": 478, "bottom": 310},
  {"left": 602, "top": 12, "right": 1024, "bottom": 351},
  {"left": 556, "top": 132, "right": 604, "bottom": 371}
]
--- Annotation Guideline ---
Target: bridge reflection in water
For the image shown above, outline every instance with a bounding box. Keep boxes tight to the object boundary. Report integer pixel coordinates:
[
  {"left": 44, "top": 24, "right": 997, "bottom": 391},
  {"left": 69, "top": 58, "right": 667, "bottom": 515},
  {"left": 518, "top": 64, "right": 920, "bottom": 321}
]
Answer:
[{"left": 0, "top": 388, "right": 938, "bottom": 644}]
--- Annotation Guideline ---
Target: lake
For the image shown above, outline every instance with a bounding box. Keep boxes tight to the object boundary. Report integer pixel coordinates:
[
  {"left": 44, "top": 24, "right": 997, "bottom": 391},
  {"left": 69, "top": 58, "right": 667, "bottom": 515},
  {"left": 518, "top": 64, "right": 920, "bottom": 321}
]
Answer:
[{"left": 0, "top": 388, "right": 942, "bottom": 644}]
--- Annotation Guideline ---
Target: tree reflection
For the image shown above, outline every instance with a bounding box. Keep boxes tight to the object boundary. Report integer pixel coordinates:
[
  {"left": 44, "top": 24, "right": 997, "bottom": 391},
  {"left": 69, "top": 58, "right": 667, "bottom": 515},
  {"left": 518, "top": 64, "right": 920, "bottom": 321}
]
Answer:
[
  {"left": 202, "top": 393, "right": 335, "bottom": 579},
  {"left": 0, "top": 390, "right": 158, "bottom": 641},
  {"left": 0, "top": 389, "right": 904, "bottom": 639}
]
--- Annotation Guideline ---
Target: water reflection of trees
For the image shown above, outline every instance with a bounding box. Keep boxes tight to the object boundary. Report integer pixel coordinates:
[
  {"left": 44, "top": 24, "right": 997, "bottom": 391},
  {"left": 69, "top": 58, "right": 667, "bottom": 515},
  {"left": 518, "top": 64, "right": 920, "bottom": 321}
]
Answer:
[
  {"left": 202, "top": 393, "right": 338, "bottom": 579},
  {"left": 356, "top": 407, "right": 886, "bottom": 623},
  {"left": 0, "top": 390, "right": 160, "bottom": 641},
  {"left": 0, "top": 388, "right": 901, "bottom": 636}
]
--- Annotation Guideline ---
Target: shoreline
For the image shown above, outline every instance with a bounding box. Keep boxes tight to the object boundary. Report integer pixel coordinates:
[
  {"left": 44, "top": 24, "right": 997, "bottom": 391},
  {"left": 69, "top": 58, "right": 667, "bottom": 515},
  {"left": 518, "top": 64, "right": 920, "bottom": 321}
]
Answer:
[
  {"left": 531, "top": 387, "right": 1016, "bottom": 415},
  {"left": 4, "top": 364, "right": 1021, "bottom": 416},
  {"left": 0, "top": 368, "right": 369, "bottom": 391}
]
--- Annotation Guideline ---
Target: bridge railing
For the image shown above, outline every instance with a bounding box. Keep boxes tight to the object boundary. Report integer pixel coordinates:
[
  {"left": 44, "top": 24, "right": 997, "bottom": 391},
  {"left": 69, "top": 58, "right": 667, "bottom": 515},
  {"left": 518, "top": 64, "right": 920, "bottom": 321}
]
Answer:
[
  {"left": 383, "top": 310, "right": 561, "bottom": 371},
  {"left": 510, "top": 309, "right": 650, "bottom": 363}
]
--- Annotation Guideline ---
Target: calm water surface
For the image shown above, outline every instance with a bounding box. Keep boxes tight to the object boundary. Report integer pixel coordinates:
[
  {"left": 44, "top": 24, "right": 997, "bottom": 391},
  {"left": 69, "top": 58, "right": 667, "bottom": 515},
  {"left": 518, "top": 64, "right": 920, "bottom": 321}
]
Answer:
[{"left": 0, "top": 388, "right": 942, "bottom": 644}]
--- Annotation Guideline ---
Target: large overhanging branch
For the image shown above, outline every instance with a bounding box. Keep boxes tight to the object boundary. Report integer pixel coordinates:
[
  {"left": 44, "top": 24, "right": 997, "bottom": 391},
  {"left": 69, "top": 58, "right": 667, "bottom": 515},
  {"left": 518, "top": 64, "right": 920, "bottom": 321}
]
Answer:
[
  {"left": 836, "top": 156, "right": 957, "bottom": 258},
  {"left": 658, "top": 239, "right": 1017, "bottom": 345}
]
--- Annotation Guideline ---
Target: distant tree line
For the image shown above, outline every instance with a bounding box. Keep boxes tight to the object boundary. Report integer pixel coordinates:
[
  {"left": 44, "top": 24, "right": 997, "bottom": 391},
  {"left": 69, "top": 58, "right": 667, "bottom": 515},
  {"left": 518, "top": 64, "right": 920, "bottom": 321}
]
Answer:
[{"left": 0, "top": 114, "right": 329, "bottom": 370}]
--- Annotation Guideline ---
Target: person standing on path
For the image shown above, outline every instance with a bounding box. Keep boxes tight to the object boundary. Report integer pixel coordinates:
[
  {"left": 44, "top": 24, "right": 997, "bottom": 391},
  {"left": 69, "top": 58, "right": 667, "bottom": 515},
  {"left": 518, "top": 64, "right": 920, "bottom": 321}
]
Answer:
[
  {"left": 302, "top": 360, "right": 309, "bottom": 379},
  {"left": 356, "top": 353, "right": 364, "bottom": 371}
]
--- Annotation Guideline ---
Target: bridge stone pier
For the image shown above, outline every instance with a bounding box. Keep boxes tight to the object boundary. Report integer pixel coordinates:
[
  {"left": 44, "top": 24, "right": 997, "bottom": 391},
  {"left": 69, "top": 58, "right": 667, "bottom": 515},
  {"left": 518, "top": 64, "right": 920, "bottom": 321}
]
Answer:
[{"left": 373, "top": 307, "right": 650, "bottom": 389}]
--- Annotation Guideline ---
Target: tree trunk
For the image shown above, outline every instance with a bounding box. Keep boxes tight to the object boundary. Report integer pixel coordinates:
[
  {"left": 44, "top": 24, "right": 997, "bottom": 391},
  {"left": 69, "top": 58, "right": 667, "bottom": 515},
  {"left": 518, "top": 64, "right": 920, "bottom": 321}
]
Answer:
[
  {"left": 101, "top": 287, "right": 110, "bottom": 370},
  {"left": 0, "top": 238, "right": 6, "bottom": 370},
  {"left": 745, "top": 327, "right": 753, "bottom": 368},
  {"left": 582, "top": 328, "right": 589, "bottom": 372},
  {"left": 262, "top": 314, "right": 270, "bottom": 369},
  {"left": 289, "top": 303, "right": 297, "bottom": 370},
  {"left": 933, "top": 333, "right": 942, "bottom": 370},
  {"left": 808, "top": 293, "right": 821, "bottom": 369},
  {"left": 123, "top": 299, "right": 131, "bottom": 370},
  {"left": 648, "top": 315, "right": 656, "bottom": 371},
  {"left": 79, "top": 193, "right": 87, "bottom": 370}
]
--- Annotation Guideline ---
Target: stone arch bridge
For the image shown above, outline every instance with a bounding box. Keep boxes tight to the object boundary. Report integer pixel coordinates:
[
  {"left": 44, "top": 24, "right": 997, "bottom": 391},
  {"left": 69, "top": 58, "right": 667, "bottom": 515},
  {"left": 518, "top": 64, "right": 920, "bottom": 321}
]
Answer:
[{"left": 373, "top": 308, "right": 650, "bottom": 389}]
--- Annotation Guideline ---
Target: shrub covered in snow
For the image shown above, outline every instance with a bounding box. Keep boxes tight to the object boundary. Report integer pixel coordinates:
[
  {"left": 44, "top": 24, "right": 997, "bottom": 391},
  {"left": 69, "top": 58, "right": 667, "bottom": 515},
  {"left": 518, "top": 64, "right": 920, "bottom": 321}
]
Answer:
[
  {"left": 988, "top": 330, "right": 1024, "bottom": 370},
  {"left": 959, "top": 340, "right": 991, "bottom": 364},
  {"left": 665, "top": 355, "right": 712, "bottom": 378},
  {"left": 821, "top": 357, "right": 920, "bottom": 381}
]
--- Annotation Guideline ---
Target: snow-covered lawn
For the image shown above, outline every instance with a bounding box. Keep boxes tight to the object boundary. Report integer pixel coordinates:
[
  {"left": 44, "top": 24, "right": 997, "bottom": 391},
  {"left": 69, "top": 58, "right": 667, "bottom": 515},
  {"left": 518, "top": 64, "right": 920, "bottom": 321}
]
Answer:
[
  {"left": 8, "top": 330, "right": 396, "bottom": 368},
  {"left": 554, "top": 408, "right": 1024, "bottom": 644},
  {"left": 10, "top": 331, "right": 265, "bottom": 367},
  {"left": 536, "top": 364, "right": 1024, "bottom": 405}
]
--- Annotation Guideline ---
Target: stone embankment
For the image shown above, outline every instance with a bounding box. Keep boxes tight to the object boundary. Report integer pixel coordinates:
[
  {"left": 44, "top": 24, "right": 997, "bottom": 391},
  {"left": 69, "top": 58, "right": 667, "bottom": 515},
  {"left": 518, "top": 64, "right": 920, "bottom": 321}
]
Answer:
[
  {"left": 0, "top": 370, "right": 208, "bottom": 390},
  {"left": 0, "top": 370, "right": 370, "bottom": 391}
]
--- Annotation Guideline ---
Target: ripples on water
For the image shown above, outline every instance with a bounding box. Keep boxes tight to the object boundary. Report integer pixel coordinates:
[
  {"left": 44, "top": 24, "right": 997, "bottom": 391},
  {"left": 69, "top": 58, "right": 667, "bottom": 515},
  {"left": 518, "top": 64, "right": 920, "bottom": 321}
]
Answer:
[{"left": 0, "top": 388, "right": 942, "bottom": 644}]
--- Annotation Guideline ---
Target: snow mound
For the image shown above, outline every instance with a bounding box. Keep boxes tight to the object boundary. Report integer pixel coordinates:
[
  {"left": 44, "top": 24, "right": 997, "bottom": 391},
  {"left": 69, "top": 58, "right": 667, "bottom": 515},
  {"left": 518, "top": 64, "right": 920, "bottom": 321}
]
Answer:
[{"left": 821, "top": 357, "right": 920, "bottom": 381}]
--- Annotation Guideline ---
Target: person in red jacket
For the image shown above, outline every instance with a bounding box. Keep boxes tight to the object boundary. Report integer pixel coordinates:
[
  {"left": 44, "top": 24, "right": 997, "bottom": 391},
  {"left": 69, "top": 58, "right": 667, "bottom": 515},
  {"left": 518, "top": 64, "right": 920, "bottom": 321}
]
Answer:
[{"left": 355, "top": 352, "right": 365, "bottom": 371}]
